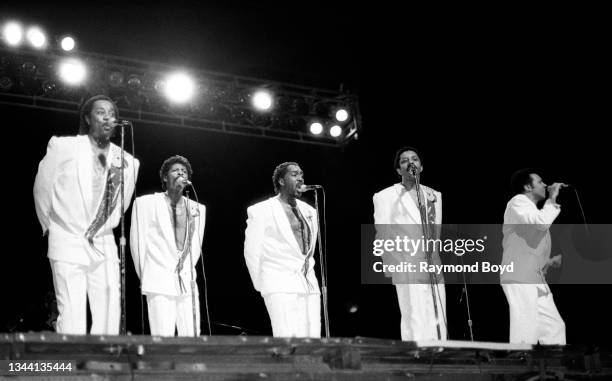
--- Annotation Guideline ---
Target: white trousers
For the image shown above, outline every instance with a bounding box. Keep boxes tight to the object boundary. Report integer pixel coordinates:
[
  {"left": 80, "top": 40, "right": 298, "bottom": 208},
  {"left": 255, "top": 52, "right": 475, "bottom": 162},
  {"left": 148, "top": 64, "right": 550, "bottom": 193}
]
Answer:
[
  {"left": 147, "top": 292, "right": 200, "bottom": 336},
  {"left": 263, "top": 293, "right": 321, "bottom": 338},
  {"left": 50, "top": 259, "right": 119, "bottom": 335},
  {"left": 502, "top": 284, "right": 566, "bottom": 345},
  {"left": 395, "top": 283, "right": 447, "bottom": 341}
]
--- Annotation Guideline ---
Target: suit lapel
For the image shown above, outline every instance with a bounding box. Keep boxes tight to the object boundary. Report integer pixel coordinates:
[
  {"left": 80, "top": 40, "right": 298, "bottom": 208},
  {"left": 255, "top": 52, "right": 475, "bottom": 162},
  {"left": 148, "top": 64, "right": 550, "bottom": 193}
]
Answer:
[
  {"left": 298, "top": 201, "right": 317, "bottom": 256},
  {"left": 396, "top": 184, "right": 422, "bottom": 225},
  {"left": 156, "top": 193, "right": 178, "bottom": 253},
  {"left": 77, "top": 135, "right": 94, "bottom": 220},
  {"left": 270, "top": 196, "right": 302, "bottom": 256}
]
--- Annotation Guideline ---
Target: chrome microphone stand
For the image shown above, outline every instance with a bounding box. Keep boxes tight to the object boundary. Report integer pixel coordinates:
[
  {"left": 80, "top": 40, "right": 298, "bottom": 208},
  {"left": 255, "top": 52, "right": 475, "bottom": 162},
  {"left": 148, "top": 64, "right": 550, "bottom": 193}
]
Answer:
[
  {"left": 411, "top": 165, "right": 442, "bottom": 340},
  {"left": 119, "top": 123, "right": 127, "bottom": 335},
  {"left": 313, "top": 188, "right": 330, "bottom": 338}
]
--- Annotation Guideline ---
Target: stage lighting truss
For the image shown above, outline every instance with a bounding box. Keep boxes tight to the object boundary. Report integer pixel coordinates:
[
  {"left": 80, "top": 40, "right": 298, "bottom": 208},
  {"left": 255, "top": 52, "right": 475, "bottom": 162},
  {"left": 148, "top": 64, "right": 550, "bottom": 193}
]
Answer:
[{"left": 0, "top": 46, "right": 361, "bottom": 147}]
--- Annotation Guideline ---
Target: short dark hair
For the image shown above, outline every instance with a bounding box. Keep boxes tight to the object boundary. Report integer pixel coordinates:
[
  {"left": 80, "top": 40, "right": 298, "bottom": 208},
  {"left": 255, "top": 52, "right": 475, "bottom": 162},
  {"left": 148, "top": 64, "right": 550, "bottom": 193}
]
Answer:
[
  {"left": 78, "top": 95, "right": 119, "bottom": 134},
  {"left": 394, "top": 146, "right": 423, "bottom": 170},
  {"left": 510, "top": 168, "right": 538, "bottom": 195},
  {"left": 159, "top": 155, "right": 193, "bottom": 190},
  {"left": 272, "top": 161, "right": 299, "bottom": 194}
]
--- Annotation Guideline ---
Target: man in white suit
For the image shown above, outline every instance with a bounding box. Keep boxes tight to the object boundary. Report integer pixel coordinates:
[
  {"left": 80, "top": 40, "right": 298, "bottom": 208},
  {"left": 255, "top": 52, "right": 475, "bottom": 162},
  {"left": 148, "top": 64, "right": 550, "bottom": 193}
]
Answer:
[
  {"left": 244, "top": 162, "right": 320, "bottom": 338},
  {"left": 130, "top": 155, "right": 206, "bottom": 336},
  {"left": 501, "top": 168, "right": 566, "bottom": 344},
  {"left": 373, "top": 147, "right": 446, "bottom": 341},
  {"left": 34, "top": 95, "right": 139, "bottom": 335}
]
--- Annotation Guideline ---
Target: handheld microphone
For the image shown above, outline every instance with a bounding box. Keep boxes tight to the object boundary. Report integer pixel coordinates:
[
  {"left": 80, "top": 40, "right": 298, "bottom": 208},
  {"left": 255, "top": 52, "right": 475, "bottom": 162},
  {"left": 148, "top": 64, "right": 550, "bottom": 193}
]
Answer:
[{"left": 299, "top": 184, "right": 322, "bottom": 192}]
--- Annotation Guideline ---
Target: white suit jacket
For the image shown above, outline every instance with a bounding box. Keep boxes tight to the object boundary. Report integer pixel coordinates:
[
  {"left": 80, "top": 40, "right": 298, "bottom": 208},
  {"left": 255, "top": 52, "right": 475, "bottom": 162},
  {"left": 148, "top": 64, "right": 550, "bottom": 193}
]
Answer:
[
  {"left": 373, "top": 183, "right": 443, "bottom": 283},
  {"left": 244, "top": 195, "right": 320, "bottom": 296},
  {"left": 501, "top": 194, "right": 560, "bottom": 284},
  {"left": 33, "top": 135, "right": 139, "bottom": 265},
  {"left": 130, "top": 193, "right": 206, "bottom": 296}
]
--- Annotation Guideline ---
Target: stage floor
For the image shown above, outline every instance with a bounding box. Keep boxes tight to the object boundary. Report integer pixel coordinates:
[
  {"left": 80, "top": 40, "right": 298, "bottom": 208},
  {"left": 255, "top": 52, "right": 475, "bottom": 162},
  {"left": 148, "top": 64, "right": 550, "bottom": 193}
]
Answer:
[{"left": 1, "top": 333, "right": 610, "bottom": 380}]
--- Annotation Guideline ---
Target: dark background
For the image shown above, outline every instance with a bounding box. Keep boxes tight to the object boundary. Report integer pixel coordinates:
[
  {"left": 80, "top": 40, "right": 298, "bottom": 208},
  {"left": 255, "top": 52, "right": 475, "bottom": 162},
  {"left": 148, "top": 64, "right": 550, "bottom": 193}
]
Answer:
[{"left": 1, "top": 2, "right": 609, "bottom": 344}]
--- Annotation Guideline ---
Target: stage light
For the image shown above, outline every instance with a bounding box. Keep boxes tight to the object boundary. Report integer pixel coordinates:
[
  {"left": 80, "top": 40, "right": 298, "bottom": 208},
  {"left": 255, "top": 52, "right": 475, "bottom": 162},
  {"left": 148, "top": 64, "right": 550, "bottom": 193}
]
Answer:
[
  {"left": 58, "top": 58, "right": 86, "bottom": 85},
  {"left": 26, "top": 26, "right": 46, "bottom": 49},
  {"left": 21, "top": 62, "right": 37, "bottom": 74},
  {"left": 252, "top": 90, "right": 273, "bottom": 111},
  {"left": 164, "top": 72, "right": 195, "bottom": 103},
  {"left": 108, "top": 70, "right": 124, "bottom": 87},
  {"left": 335, "top": 108, "right": 349, "bottom": 122},
  {"left": 42, "top": 80, "right": 57, "bottom": 94},
  {"left": 3, "top": 22, "right": 23, "bottom": 46},
  {"left": 127, "top": 74, "right": 142, "bottom": 90},
  {"left": 309, "top": 122, "right": 323, "bottom": 135},
  {"left": 330, "top": 125, "right": 342, "bottom": 137},
  {"left": 60, "top": 36, "right": 75, "bottom": 51},
  {"left": 154, "top": 79, "right": 166, "bottom": 93},
  {"left": 0, "top": 76, "right": 13, "bottom": 91}
]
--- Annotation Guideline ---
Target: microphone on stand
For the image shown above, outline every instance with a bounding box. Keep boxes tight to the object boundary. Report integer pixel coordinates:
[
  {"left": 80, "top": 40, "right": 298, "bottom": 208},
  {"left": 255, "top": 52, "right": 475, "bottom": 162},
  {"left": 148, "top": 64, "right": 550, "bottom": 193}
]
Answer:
[
  {"left": 407, "top": 163, "right": 418, "bottom": 177},
  {"left": 179, "top": 176, "right": 192, "bottom": 187},
  {"left": 113, "top": 119, "right": 132, "bottom": 127},
  {"left": 299, "top": 184, "right": 322, "bottom": 192}
]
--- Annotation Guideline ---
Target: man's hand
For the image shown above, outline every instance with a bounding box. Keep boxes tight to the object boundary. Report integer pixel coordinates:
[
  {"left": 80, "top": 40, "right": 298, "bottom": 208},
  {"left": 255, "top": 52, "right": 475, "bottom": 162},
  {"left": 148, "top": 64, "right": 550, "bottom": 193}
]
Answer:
[
  {"left": 547, "top": 183, "right": 568, "bottom": 203},
  {"left": 543, "top": 254, "right": 562, "bottom": 275}
]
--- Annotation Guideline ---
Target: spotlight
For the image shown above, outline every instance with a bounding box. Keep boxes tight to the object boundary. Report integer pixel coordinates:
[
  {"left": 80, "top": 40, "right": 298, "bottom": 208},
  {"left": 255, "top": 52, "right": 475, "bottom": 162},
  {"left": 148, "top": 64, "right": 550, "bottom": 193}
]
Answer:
[
  {"left": 21, "top": 62, "right": 37, "bottom": 74},
  {"left": 127, "top": 74, "right": 142, "bottom": 90},
  {"left": 252, "top": 90, "right": 273, "bottom": 111},
  {"left": 164, "top": 72, "right": 195, "bottom": 103},
  {"left": 154, "top": 79, "right": 166, "bottom": 93},
  {"left": 58, "top": 58, "right": 86, "bottom": 85},
  {"left": 329, "top": 125, "right": 342, "bottom": 137},
  {"left": 42, "top": 80, "right": 57, "bottom": 94},
  {"left": 0, "top": 76, "right": 13, "bottom": 91},
  {"left": 26, "top": 26, "right": 47, "bottom": 49},
  {"left": 309, "top": 122, "right": 323, "bottom": 135},
  {"left": 2, "top": 22, "right": 23, "bottom": 46},
  {"left": 108, "top": 70, "right": 124, "bottom": 87},
  {"left": 60, "top": 36, "right": 75, "bottom": 51},
  {"left": 335, "top": 108, "right": 349, "bottom": 122}
]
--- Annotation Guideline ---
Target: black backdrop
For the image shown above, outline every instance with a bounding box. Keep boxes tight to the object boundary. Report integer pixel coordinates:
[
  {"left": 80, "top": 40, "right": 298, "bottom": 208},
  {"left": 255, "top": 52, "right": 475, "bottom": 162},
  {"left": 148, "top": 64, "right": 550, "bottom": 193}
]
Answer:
[{"left": 2, "top": 2, "right": 609, "bottom": 344}]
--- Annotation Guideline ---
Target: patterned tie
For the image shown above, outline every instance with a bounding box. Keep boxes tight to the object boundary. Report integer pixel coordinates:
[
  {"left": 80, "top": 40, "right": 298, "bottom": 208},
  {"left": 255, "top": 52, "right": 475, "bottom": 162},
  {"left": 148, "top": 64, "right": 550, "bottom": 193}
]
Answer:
[{"left": 85, "top": 169, "right": 120, "bottom": 254}]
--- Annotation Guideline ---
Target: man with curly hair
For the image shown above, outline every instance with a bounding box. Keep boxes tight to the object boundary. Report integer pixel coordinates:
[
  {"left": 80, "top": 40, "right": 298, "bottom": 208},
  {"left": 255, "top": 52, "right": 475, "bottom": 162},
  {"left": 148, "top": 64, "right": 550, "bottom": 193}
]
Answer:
[
  {"left": 34, "top": 94, "right": 140, "bottom": 335},
  {"left": 130, "top": 155, "right": 206, "bottom": 336}
]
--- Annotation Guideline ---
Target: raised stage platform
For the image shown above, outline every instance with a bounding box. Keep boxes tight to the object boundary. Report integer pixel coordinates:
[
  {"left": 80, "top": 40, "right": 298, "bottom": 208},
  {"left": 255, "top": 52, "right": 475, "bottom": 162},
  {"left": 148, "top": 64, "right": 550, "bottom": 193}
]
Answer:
[{"left": 1, "top": 333, "right": 610, "bottom": 380}]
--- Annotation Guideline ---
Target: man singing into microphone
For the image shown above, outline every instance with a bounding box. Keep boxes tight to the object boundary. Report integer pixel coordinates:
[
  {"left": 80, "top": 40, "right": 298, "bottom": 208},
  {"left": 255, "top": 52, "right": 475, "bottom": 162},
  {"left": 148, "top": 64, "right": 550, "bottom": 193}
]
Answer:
[
  {"left": 373, "top": 147, "right": 447, "bottom": 341},
  {"left": 243, "top": 162, "right": 321, "bottom": 337},
  {"left": 34, "top": 94, "right": 140, "bottom": 335},
  {"left": 130, "top": 155, "right": 206, "bottom": 336},
  {"left": 501, "top": 168, "right": 566, "bottom": 344}
]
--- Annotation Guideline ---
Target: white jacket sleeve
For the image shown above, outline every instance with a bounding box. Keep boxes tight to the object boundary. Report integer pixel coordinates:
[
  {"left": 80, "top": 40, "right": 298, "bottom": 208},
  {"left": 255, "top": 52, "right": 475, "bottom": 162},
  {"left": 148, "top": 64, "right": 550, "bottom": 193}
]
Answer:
[
  {"left": 123, "top": 157, "right": 140, "bottom": 212},
  {"left": 33, "top": 136, "right": 60, "bottom": 236},
  {"left": 130, "top": 197, "right": 147, "bottom": 279},
  {"left": 507, "top": 196, "right": 560, "bottom": 231},
  {"left": 244, "top": 205, "right": 265, "bottom": 291}
]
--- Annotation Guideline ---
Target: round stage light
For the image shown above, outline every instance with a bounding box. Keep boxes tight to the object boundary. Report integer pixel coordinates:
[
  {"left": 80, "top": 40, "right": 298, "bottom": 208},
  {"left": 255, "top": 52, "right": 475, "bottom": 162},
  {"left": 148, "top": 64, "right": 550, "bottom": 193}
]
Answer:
[
  {"left": 3, "top": 22, "right": 23, "bottom": 46},
  {"left": 60, "top": 36, "right": 75, "bottom": 51},
  {"left": 26, "top": 26, "right": 46, "bottom": 49},
  {"left": 0, "top": 76, "right": 13, "bottom": 91},
  {"left": 58, "top": 59, "right": 86, "bottom": 85},
  {"left": 330, "top": 125, "right": 342, "bottom": 138},
  {"left": 252, "top": 90, "right": 273, "bottom": 111},
  {"left": 164, "top": 72, "right": 195, "bottom": 103},
  {"left": 309, "top": 122, "right": 323, "bottom": 135},
  {"left": 335, "top": 108, "right": 349, "bottom": 122}
]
